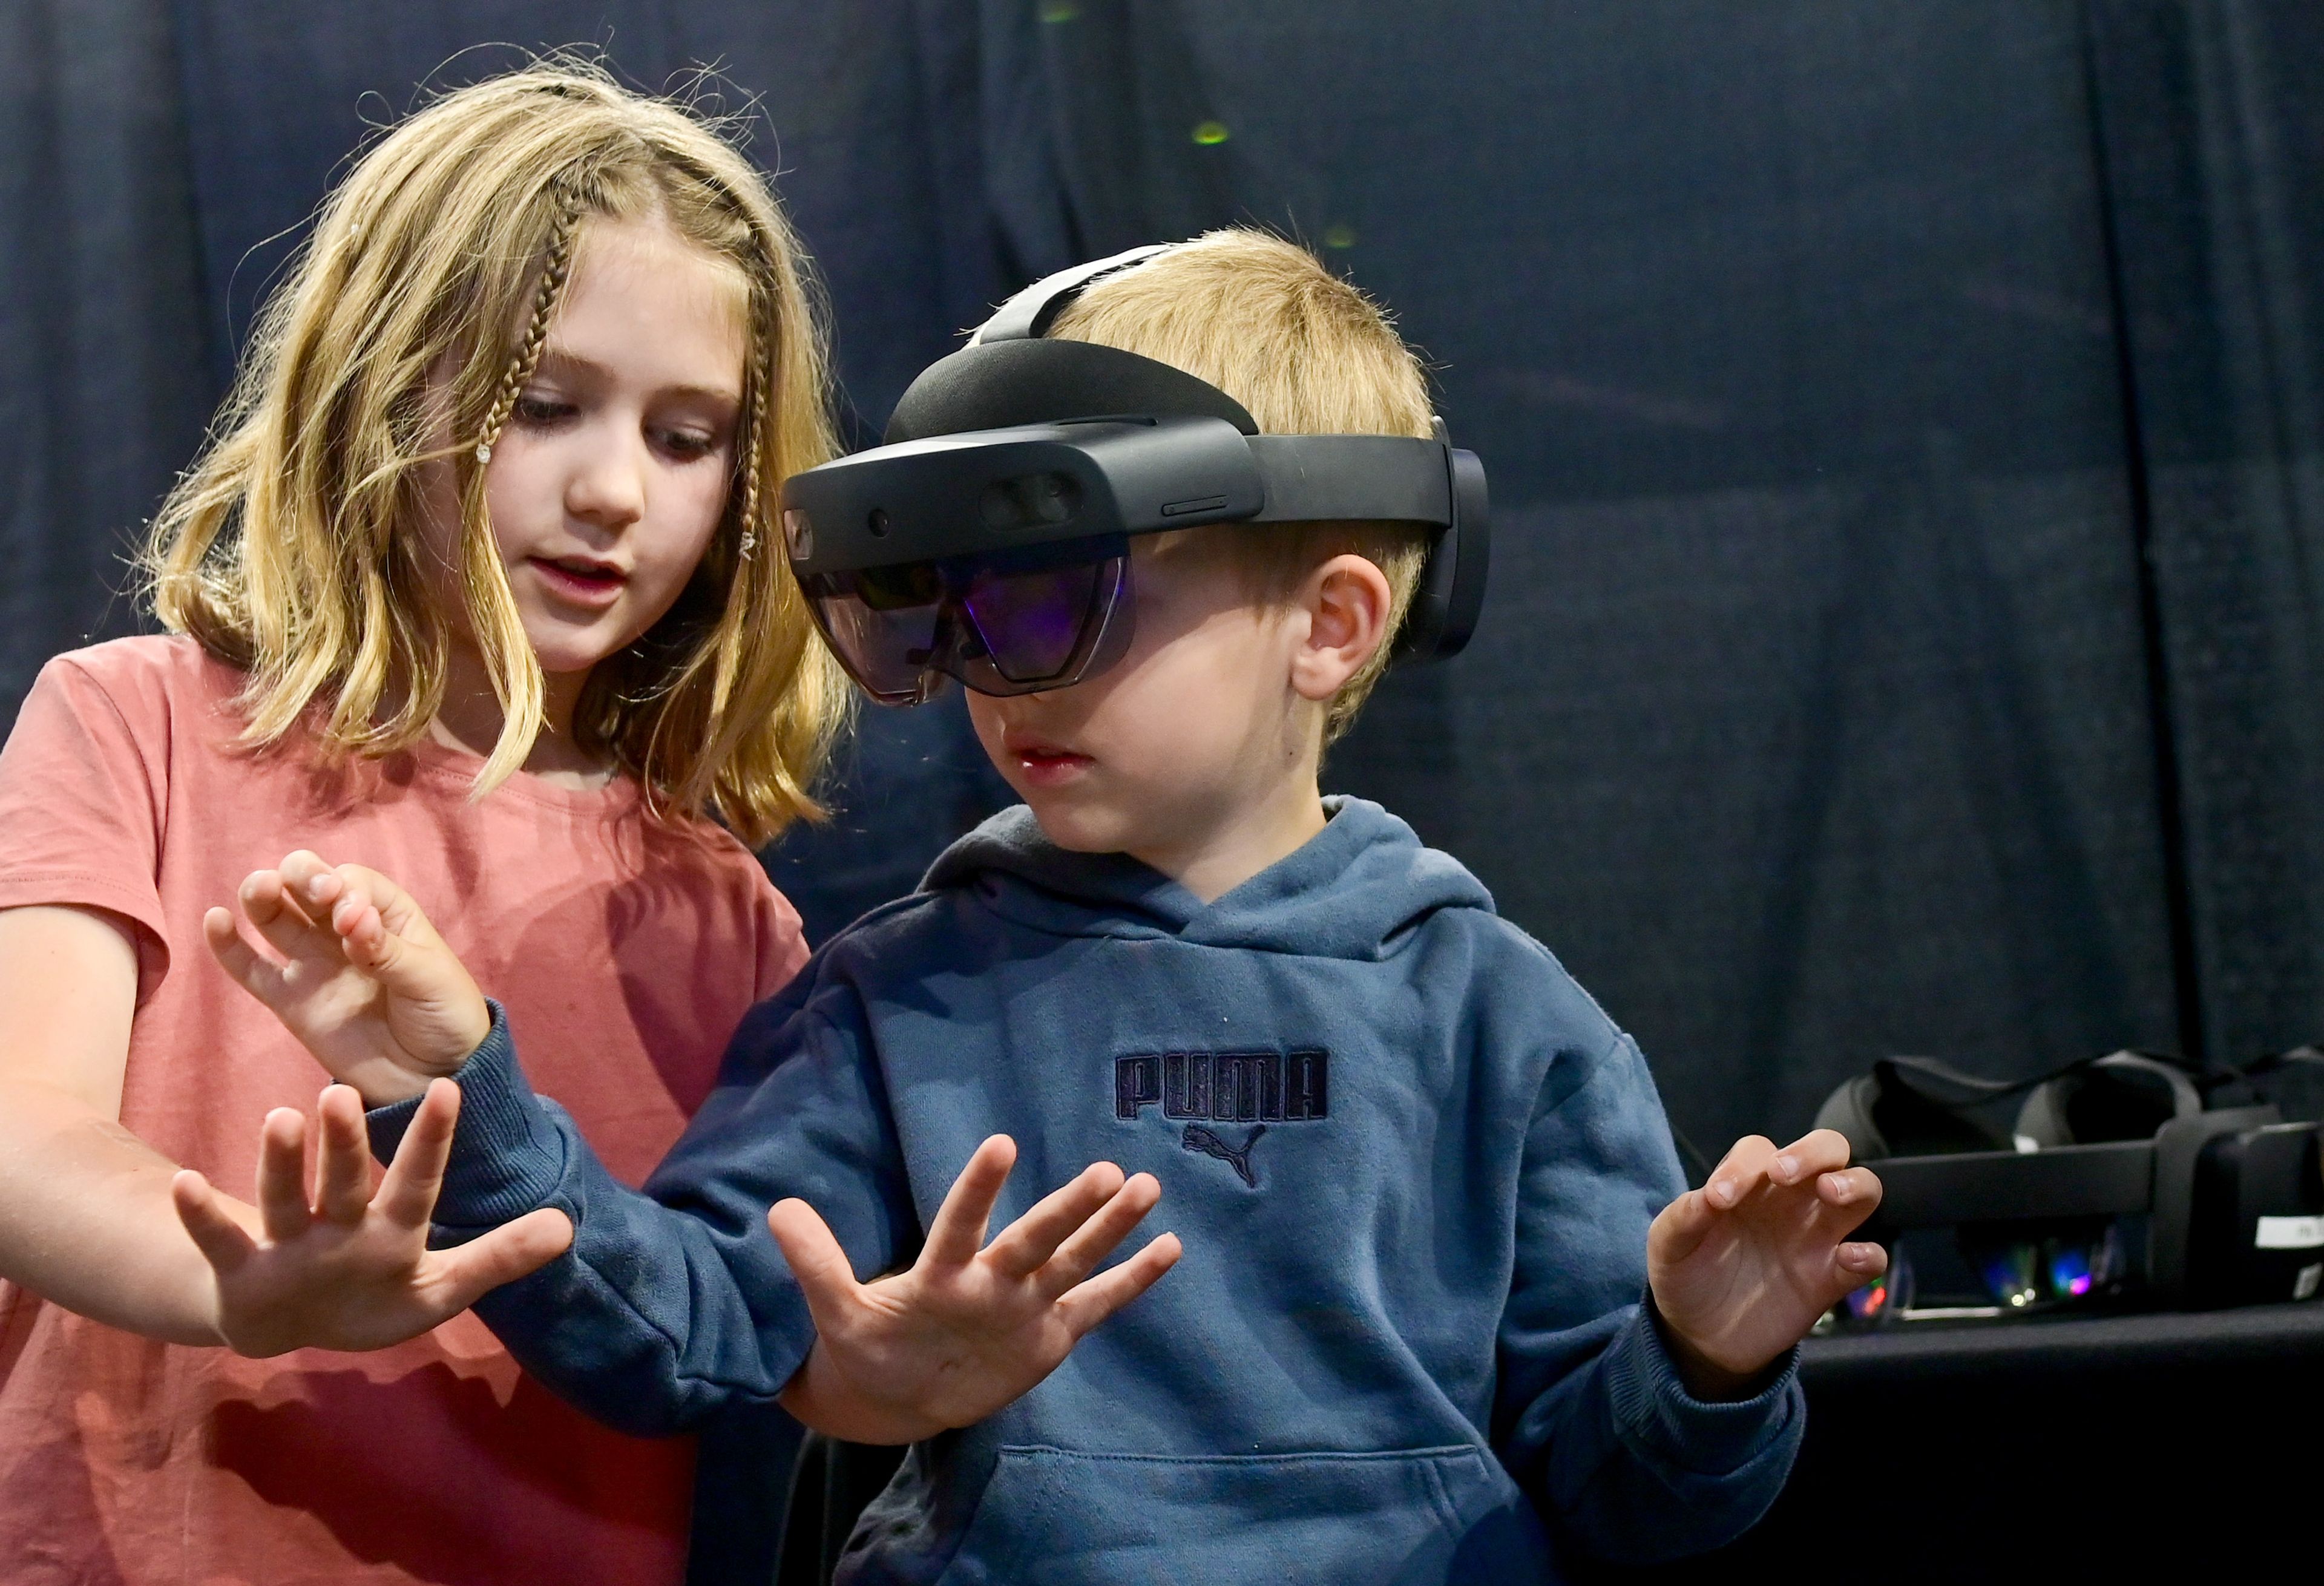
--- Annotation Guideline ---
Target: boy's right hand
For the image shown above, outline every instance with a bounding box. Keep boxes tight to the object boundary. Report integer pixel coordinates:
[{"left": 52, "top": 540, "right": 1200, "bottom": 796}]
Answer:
[
  {"left": 773, "top": 1135, "right": 1181, "bottom": 1444},
  {"left": 205, "top": 851, "right": 487, "bottom": 1106}
]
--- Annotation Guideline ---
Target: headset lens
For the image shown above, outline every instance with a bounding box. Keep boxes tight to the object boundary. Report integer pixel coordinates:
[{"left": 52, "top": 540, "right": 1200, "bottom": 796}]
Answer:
[
  {"left": 808, "top": 567, "right": 947, "bottom": 703},
  {"left": 958, "top": 559, "right": 1116, "bottom": 685},
  {"left": 804, "top": 541, "right": 1134, "bottom": 704}
]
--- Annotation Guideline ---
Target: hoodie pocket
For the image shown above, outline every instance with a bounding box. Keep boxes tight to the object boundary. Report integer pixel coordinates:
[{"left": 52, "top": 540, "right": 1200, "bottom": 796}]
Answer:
[{"left": 930, "top": 1443, "right": 1514, "bottom": 1586}]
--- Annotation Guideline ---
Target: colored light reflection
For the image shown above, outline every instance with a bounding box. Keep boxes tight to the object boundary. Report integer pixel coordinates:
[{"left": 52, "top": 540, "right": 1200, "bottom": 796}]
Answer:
[
  {"left": 2049, "top": 1244, "right": 2095, "bottom": 1299},
  {"left": 1978, "top": 1245, "right": 2040, "bottom": 1309}
]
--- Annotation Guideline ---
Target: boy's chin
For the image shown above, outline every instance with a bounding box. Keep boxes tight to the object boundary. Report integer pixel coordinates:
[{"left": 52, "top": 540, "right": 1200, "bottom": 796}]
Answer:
[{"left": 1014, "top": 791, "right": 1142, "bottom": 857}]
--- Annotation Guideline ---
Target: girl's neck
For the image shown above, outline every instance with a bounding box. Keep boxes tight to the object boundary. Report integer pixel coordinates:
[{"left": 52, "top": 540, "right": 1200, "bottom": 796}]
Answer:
[{"left": 428, "top": 644, "right": 612, "bottom": 788}]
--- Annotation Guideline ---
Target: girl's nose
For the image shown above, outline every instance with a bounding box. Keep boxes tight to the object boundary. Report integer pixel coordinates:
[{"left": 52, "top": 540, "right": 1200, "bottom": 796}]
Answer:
[{"left": 566, "top": 431, "right": 648, "bottom": 529}]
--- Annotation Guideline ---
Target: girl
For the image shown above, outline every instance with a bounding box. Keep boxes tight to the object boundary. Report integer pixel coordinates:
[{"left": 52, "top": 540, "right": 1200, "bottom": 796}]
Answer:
[{"left": 0, "top": 64, "right": 848, "bottom": 1585}]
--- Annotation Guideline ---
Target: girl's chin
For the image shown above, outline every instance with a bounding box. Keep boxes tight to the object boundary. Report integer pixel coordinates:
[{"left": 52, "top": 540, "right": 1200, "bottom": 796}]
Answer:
[
  {"left": 529, "top": 647, "right": 622, "bottom": 677},
  {"left": 521, "top": 620, "right": 643, "bottom": 677}
]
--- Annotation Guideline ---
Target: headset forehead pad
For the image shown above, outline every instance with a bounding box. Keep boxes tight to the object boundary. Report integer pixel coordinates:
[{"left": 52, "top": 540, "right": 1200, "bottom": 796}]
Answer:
[{"left": 885, "top": 337, "right": 1257, "bottom": 443}]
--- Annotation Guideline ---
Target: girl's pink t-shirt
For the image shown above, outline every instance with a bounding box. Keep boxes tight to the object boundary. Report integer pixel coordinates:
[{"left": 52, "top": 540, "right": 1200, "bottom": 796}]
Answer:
[{"left": 0, "top": 636, "right": 810, "bottom": 1585}]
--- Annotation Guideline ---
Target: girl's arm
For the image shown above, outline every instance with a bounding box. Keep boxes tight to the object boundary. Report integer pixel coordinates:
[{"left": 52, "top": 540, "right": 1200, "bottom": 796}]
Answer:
[
  {"left": 0, "top": 903, "right": 563, "bottom": 1355},
  {"left": 0, "top": 905, "right": 233, "bottom": 1343}
]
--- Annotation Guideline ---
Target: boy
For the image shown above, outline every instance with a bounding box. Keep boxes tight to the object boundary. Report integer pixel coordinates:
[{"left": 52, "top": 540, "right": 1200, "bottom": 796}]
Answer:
[{"left": 185, "top": 232, "right": 1885, "bottom": 1581}]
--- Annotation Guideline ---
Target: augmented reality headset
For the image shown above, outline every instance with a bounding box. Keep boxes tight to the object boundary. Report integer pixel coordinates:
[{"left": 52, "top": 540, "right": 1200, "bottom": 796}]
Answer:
[{"left": 778, "top": 244, "right": 1490, "bottom": 705}]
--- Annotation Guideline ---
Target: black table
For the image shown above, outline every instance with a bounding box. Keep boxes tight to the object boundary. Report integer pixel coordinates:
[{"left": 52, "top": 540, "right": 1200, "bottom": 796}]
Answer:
[
  {"left": 776, "top": 1304, "right": 2324, "bottom": 1584},
  {"left": 1583, "top": 1302, "right": 2324, "bottom": 1582}
]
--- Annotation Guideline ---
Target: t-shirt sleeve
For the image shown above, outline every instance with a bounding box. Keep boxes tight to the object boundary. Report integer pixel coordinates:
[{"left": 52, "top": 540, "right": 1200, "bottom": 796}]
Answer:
[
  {"left": 750, "top": 874, "right": 812, "bottom": 999},
  {"left": 0, "top": 657, "right": 172, "bottom": 998}
]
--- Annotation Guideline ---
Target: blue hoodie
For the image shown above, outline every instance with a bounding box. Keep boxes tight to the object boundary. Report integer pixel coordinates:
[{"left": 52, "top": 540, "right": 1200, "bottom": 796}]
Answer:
[{"left": 382, "top": 798, "right": 1801, "bottom": 1582}]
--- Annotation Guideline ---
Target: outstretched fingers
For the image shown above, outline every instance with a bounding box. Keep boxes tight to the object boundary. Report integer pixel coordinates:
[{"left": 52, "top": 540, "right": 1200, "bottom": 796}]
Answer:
[
  {"left": 313, "top": 1086, "right": 375, "bottom": 1224},
  {"left": 254, "top": 1107, "right": 313, "bottom": 1242},
  {"left": 919, "top": 1136, "right": 1017, "bottom": 1270},
  {"left": 373, "top": 1080, "right": 462, "bottom": 1230},
  {"left": 172, "top": 1169, "right": 259, "bottom": 1275},
  {"left": 421, "top": 1208, "right": 574, "bottom": 1312},
  {"left": 766, "top": 1198, "right": 864, "bottom": 1330},
  {"left": 1031, "top": 1172, "right": 1160, "bottom": 1298},
  {"left": 1051, "top": 1231, "right": 1181, "bottom": 1339},
  {"left": 984, "top": 1161, "right": 1128, "bottom": 1280}
]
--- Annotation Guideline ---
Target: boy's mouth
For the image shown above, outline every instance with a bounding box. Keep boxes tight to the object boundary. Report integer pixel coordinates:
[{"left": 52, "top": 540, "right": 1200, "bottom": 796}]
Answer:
[
  {"left": 1004, "top": 736, "right": 1094, "bottom": 787},
  {"left": 529, "top": 555, "right": 628, "bottom": 608}
]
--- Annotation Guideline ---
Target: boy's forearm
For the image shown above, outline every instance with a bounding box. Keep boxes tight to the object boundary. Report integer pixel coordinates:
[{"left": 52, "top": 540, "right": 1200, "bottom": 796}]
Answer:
[
  {"left": 0, "top": 1076, "right": 223, "bottom": 1345},
  {"left": 1512, "top": 1304, "right": 1802, "bottom": 1565},
  {"left": 376, "top": 1011, "right": 831, "bottom": 1435}
]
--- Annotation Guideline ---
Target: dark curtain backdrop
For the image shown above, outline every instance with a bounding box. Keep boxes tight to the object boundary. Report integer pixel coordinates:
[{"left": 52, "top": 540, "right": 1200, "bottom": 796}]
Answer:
[
  {"left": 2, "top": 0, "right": 2318, "bottom": 1216},
  {"left": 2, "top": 4, "right": 2320, "bottom": 1565}
]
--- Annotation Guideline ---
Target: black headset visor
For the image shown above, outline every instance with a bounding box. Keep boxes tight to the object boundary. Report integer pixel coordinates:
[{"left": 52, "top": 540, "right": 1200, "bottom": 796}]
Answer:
[
  {"left": 783, "top": 416, "right": 1460, "bottom": 570},
  {"left": 778, "top": 246, "right": 1491, "bottom": 704}
]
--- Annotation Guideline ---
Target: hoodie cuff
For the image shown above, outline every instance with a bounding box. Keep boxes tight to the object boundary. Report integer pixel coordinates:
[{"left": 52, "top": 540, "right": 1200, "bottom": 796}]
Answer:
[
  {"left": 1604, "top": 1296, "right": 1801, "bottom": 1476},
  {"left": 364, "top": 1000, "right": 569, "bottom": 1228}
]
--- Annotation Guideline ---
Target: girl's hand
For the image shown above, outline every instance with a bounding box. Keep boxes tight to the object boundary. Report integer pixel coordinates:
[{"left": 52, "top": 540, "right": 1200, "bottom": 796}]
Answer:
[
  {"left": 172, "top": 1080, "right": 572, "bottom": 1357},
  {"left": 1646, "top": 1129, "right": 1886, "bottom": 1398},
  {"left": 773, "top": 1135, "right": 1181, "bottom": 1444},
  {"left": 205, "top": 851, "right": 488, "bottom": 1106}
]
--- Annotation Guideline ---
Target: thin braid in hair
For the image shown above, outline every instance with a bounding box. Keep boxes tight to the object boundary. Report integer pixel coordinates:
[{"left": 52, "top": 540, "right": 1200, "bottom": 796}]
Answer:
[
  {"left": 474, "top": 177, "right": 588, "bottom": 464},
  {"left": 735, "top": 308, "right": 774, "bottom": 559}
]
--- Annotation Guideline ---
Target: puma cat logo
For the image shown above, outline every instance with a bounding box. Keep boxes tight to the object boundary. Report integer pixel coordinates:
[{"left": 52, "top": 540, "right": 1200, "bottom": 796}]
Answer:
[
  {"left": 1181, "top": 1124, "right": 1267, "bottom": 1188},
  {"left": 1116, "top": 1050, "right": 1325, "bottom": 1191}
]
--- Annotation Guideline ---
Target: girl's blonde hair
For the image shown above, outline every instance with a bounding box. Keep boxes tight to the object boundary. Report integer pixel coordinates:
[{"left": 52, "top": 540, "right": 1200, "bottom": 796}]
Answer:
[{"left": 145, "top": 61, "right": 850, "bottom": 844}]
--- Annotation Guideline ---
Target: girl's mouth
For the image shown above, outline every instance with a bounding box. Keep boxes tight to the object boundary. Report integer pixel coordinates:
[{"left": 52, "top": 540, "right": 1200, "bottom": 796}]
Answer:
[{"left": 529, "top": 556, "right": 628, "bottom": 609}]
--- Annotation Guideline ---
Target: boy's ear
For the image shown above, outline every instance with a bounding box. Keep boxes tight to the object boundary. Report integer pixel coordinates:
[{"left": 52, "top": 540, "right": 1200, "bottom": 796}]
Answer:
[{"left": 1289, "top": 552, "right": 1393, "bottom": 704}]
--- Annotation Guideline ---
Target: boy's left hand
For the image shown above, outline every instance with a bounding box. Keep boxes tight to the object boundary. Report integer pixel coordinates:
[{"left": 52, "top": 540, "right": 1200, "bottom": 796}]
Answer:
[{"left": 1646, "top": 1129, "right": 1885, "bottom": 1398}]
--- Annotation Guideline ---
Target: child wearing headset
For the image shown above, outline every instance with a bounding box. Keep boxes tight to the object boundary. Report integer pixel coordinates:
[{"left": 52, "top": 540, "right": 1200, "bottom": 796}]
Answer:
[
  {"left": 194, "top": 231, "right": 1886, "bottom": 1582},
  {"left": 0, "top": 65, "right": 853, "bottom": 1584}
]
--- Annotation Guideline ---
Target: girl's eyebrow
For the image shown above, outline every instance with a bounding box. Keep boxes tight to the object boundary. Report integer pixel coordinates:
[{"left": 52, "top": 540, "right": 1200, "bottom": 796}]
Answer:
[{"left": 532, "top": 347, "right": 742, "bottom": 407}]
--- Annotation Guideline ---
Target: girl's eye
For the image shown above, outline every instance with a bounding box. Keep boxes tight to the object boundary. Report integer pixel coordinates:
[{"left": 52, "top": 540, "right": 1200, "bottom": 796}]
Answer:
[
  {"left": 512, "top": 394, "right": 577, "bottom": 426},
  {"left": 658, "top": 428, "right": 720, "bottom": 461}
]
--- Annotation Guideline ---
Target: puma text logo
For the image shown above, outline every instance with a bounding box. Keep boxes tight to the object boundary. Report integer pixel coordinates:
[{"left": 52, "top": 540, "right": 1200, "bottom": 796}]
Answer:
[
  {"left": 1115, "top": 1050, "right": 1329, "bottom": 1123},
  {"left": 1182, "top": 1124, "right": 1266, "bottom": 1187}
]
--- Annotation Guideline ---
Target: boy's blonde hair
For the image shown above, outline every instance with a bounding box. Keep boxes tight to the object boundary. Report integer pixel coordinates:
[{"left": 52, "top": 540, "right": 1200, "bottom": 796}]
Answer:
[
  {"left": 143, "top": 61, "right": 849, "bottom": 844},
  {"left": 1045, "top": 229, "right": 1434, "bottom": 741}
]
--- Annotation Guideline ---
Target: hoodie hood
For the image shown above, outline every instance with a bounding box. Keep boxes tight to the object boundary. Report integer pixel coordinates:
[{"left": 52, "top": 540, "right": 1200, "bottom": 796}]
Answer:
[{"left": 921, "top": 795, "right": 1495, "bottom": 960}]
